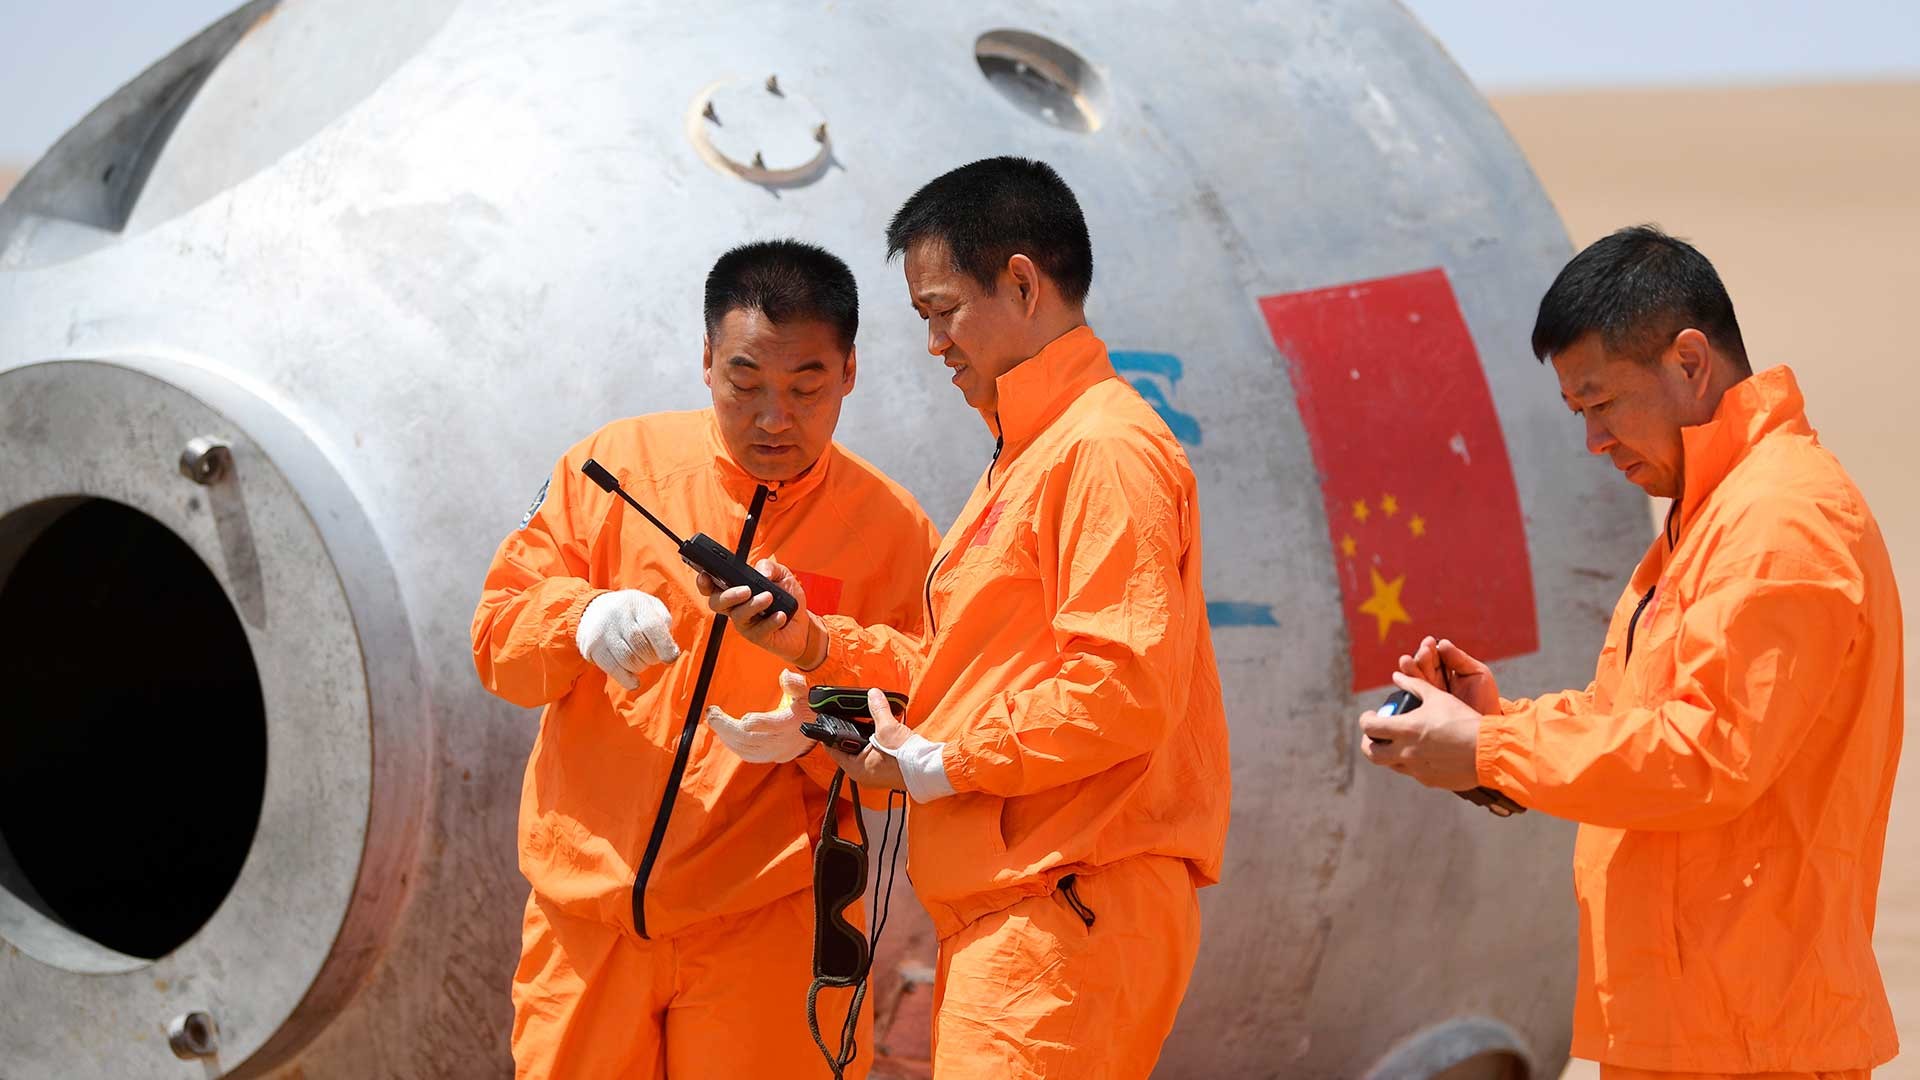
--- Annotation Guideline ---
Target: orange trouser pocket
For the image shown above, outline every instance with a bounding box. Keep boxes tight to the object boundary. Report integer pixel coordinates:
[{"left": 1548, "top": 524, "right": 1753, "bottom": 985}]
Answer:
[{"left": 930, "top": 855, "right": 1200, "bottom": 1080}]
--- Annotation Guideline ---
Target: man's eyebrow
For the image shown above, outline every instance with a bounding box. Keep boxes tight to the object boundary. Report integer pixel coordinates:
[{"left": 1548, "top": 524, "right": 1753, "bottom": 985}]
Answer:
[
  {"left": 726, "top": 356, "right": 759, "bottom": 369},
  {"left": 1562, "top": 379, "right": 1601, "bottom": 404},
  {"left": 790, "top": 359, "right": 828, "bottom": 374}
]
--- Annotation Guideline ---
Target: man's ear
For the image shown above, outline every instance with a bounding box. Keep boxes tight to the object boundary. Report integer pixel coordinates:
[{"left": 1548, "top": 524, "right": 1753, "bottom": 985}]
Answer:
[
  {"left": 841, "top": 346, "right": 858, "bottom": 396},
  {"left": 1007, "top": 254, "right": 1043, "bottom": 318},
  {"left": 702, "top": 334, "right": 714, "bottom": 389},
  {"left": 1671, "top": 328, "right": 1713, "bottom": 399}
]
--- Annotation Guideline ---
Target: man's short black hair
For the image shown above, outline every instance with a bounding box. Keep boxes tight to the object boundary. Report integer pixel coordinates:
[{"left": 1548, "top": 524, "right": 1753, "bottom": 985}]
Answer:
[
  {"left": 885, "top": 156, "right": 1093, "bottom": 305},
  {"left": 1531, "top": 224, "right": 1748, "bottom": 372},
  {"left": 704, "top": 239, "right": 859, "bottom": 353}
]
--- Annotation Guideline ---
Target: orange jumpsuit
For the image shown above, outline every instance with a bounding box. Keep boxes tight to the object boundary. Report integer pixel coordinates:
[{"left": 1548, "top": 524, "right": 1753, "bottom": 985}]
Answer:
[
  {"left": 810, "top": 327, "right": 1232, "bottom": 1078},
  {"left": 1476, "top": 367, "right": 1902, "bottom": 1076},
  {"left": 472, "top": 409, "right": 938, "bottom": 1079}
]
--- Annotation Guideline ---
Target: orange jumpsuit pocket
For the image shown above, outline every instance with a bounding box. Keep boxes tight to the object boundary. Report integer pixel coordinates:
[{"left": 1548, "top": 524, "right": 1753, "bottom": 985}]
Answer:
[{"left": 932, "top": 856, "right": 1199, "bottom": 1080}]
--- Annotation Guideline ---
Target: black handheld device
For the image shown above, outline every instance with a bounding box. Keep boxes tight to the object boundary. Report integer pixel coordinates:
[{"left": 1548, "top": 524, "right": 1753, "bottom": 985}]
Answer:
[
  {"left": 800, "top": 686, "right": 909, "bottom": 754},
  {"left": 581, "top": 458, "right": 798, "bottom": 620},
  {"left": 1369, "top": 684, "right": 1527, "bottom": 817},
  {"left": 1377, "top": 687, "right": 1422, "bottom": 718}
]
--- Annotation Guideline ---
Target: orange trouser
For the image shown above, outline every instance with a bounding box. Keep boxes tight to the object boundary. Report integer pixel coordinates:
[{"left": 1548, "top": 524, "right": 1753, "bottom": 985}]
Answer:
[
  {"left": 511, "top": 887, "right": 870, "bottom": 1079},
  {"left": 931, "top": 854, "right": 1200, "bottom": 1080},
  {"left": 1597, "top": 1060, "right": 1866, "bottom": 1068}
]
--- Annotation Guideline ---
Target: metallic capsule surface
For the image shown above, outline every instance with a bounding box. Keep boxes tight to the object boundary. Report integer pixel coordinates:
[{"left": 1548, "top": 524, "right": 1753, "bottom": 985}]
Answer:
[{"left": 0, "top": 1, "right": 1645, "bottom": 1076}]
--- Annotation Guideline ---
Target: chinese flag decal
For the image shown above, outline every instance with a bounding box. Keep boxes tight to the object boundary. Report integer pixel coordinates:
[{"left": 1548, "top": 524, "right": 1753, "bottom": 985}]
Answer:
[{"left": 1259, "top": 268, "right": 1538, "bottom": 690}]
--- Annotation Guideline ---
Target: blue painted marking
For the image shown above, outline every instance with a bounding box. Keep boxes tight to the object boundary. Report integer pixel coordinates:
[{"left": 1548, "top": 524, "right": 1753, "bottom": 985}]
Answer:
[
  {"left": 1129, "top": 381, "right": 1204, "bottom": 447},
  {"left": 1207, "top": 601, "right": 1279, "bottom": 627},
  {"left": 1112, "top": 350, "right": 1204, "bottom": 447},
  {"left": 1111, "top": 350, "right": 1184, "bottom": 382}
]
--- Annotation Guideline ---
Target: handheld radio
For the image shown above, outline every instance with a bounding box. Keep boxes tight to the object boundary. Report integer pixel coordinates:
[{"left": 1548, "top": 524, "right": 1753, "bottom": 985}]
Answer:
[
  {"left": 580, "top": 458, "right": 799, "bottom": 620},
  {"left": 800, "top": 686, "right": 910, "bottom": 754},
  {"left": 1371, "top": 688, "right": 1527, "bottom": 818}
]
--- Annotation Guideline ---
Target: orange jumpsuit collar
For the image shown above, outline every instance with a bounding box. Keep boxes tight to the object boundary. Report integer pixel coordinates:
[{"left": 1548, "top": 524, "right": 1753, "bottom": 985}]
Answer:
[
  {"left": 1677, "top": 365, "right": 1808, "bottom": 530},
  {"left": 982, "top": 325, "right": 1113, "bottom": 448}
]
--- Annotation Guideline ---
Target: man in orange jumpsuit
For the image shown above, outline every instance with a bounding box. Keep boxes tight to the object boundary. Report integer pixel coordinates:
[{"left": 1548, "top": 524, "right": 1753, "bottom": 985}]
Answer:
[
  {"left": 1360, "top": 226, "right": 1902, "bottom": 1079},
  {"left": 704, "top": 158, "right": 1232, "bottom": 1079},
  {"left": 471, "top": 240, "right": 938, "bottom": 1079}
]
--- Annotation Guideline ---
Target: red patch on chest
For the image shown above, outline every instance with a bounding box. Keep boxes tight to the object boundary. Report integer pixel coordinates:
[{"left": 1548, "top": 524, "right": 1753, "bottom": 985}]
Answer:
[
  {"left": 792, "top": 570, "right": 843, "bottom": 616},
  {"left": 969, "top": 501, "right": 1008, "bottom": 548}
]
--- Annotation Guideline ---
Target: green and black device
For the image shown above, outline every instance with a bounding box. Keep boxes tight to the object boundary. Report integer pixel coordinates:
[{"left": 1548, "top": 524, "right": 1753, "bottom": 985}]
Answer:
[{"left": 801, "top": 686, "right": 909, "bottom": 754}]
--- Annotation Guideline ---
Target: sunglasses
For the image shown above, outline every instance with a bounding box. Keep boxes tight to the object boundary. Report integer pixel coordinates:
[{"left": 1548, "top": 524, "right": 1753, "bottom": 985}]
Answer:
[{"left": 813, "top": 771, "right": 871, "bottom": 986}]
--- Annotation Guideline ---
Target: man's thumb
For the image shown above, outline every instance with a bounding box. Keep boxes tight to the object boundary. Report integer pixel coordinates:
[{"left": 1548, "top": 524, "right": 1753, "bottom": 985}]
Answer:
[{"left": 779, "top": 669, "right": 809, "bottom": 700}]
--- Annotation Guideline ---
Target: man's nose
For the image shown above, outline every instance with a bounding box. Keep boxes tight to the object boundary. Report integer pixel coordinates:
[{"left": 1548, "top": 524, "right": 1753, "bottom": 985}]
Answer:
[
  {"left": 927, "top": 324, "right": 950, "bottom": 357},
  {"left": 758, "top": 401, "right": 795, "bottom": 433},
  {"left": 1584, "top": 415, "right": 1615, "bottom": 455}
]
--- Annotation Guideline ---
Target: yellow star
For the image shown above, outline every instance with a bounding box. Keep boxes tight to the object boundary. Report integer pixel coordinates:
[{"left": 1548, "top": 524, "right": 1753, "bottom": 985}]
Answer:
[
  {"left": 1352, "top": 498, "right": 1370, "bottom": 523},
  {"left": 1340, "top": 534, "right": 1357, "bottom": 558},
  {"left": 1357, "top": 567, "right": 1412, "bottom": 643},
  {"left": 1409, "top": 515, "right": 1427, "bottom": 537},
  {"left": 1380, "top": 493, "right": 1399, "bottom": 517}
]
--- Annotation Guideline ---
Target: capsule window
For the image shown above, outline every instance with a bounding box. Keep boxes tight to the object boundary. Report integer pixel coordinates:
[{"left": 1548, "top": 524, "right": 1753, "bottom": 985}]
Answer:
[{"left": 975, "top": 29, "right": 1106, "bottom": 133}]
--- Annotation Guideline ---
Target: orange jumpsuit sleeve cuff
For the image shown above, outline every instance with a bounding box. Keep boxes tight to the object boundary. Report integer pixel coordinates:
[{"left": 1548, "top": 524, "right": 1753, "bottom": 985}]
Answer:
[
  {"left": 807, "top": 619, "right": 858, "bottom": 684},
  {"left": 557, "top": 586, "right": 606, "bottom": 646},
  {"left": 807, "top": 614, "right": 925, "bottom": 696},
  {"left": 1475, "top": 710, "right": 1529, "bottom": 799},
  {"left": 940, "top": 740, "right": 983, "bottom": 795}
]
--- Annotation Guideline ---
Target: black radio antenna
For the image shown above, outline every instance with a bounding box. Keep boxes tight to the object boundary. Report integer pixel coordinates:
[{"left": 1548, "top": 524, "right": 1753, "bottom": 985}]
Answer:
[{"left": 581, "top": 458, "right": 684, "bottom": 545}]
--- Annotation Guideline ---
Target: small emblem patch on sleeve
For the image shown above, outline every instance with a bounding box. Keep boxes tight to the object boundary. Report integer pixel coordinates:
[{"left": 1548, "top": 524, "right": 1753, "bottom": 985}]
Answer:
[{"left": 519, "top": 477, "right": 551, "bottom": 530}]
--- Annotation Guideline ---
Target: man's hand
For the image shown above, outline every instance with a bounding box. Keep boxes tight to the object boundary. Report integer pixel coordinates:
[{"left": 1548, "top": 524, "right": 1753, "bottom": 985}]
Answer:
[
  {"left": 695, "top": 556, "right": 822, "bottom": 667},
  {"left": 705, "top": 670, "right": 815, "bottom": 764},
  {"left": 1359, "top": 671, "right": 1483, "bottom": 791},
  {"left": 1399, "top": 635, "right": 1501, "bottom": 717},
  {"left": 576, "top": 589, "right": 681, "bottom": 690},
  {"left": 825, "top": 687, "right": 915, "bottom": 793}
]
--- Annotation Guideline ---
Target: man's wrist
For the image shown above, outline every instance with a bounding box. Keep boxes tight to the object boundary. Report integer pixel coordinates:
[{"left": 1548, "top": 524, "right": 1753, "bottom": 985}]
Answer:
[
  {"left": 877, "top": 732, "right": 955, "bottom": 802},
  {"left": 795, "top": 615, "right": 829, "bottom": 671}
]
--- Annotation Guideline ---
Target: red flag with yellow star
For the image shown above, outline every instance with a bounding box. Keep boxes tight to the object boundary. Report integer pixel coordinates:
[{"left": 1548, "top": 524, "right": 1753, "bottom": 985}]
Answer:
[{"left": 1259, "top": 267, "right": 1538, "bottom": 691}]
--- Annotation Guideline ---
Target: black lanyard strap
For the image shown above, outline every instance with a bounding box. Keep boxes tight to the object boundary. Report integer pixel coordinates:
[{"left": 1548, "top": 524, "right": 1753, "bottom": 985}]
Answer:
[{"left": 631, "top": 483, "right": 771, "bottom": 939}]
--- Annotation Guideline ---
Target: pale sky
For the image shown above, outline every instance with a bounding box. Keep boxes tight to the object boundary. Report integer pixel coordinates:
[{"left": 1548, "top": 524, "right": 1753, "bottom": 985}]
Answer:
[
  {"left": 1402, "top": 0, "right": 1920, "bottom": 91},
  {"left": 0, "top": 0, "right": 1916, "bottom": 166}
]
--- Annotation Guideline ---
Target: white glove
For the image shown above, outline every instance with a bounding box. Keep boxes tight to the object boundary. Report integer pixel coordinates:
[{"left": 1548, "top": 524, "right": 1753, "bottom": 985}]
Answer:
[
  {"left": 705, "top": 670, "right": 815, "bottom": 764},
  {"left": 866, "top": 687, "right": 955, "bottom": 802},
  {"left": 576, "top": 590, "right": 681, "bottom": 690}
]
